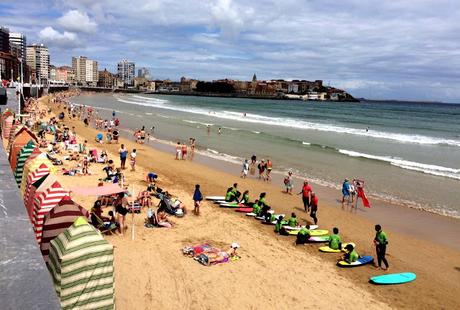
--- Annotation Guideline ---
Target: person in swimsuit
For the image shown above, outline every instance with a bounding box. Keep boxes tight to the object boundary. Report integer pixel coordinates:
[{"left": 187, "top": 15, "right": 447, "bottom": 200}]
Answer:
[
  {"left": 114, "top": 192, "right": 129, "bottom": 235},
  {"left": 258, "top": 160, "right": 266, "bottom": 180},
  {"left": 130, "top": 149, "right": 137, "bottom": 171},
  {"left": 265, "top": 159, "right": 273, "bottom": 181},
  {"left": 181, "top": 143, "right": 188, "bottom": 160}
]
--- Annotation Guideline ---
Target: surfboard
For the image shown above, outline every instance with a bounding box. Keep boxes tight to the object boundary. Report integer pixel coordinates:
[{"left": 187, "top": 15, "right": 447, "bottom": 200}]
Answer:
[
  {"left": 288, "top": 229, "right": 329, "bottom": 236},
  {"left": 246, "top": 212, "right": 256, "bottom": 217},
  {"left": 283, "top": 225, "right": 318, "bottom": 231},
  {"left": 370, "top": 272, "right": 416, "bottom": 285},
  {"left": 205, "top": 196, "right": 225, "bottom": 201},
  {"left": 308, "top": 236, "right": 329, "bottom": 243},
  {"left": 337, "top": 255, "right": 373, "bottom": 267},
  {"left": 219, "top": 203, "right": 243, "bottom": 208},
  {"left": 234, "top": 207, "right": 253, "bottom": 213},
  {"left": 319, "top": 243, "right": 355, "bottom": 253}
]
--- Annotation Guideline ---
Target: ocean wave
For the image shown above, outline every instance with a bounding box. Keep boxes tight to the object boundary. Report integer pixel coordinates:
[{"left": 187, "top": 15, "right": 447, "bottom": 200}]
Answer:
[
  {"left": 252, "top": 131, "right": 261, "bottom": 134},
  {"left": 302, "top": 141, "right": 311, "bottom": 145},
  {"left": 183, "top": 119, "right": 213, "bottom": 126},
  {"left": 118, "top": 95, "right": 460, "bottom": 147},
  {"left": 338, "top": 149, "right": 460, "bottom": 180}
]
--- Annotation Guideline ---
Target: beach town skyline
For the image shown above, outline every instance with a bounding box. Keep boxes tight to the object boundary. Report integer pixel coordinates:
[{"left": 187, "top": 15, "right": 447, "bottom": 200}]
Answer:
[{"left": 1, "top": 1, "right": 460, "bottom": 102}]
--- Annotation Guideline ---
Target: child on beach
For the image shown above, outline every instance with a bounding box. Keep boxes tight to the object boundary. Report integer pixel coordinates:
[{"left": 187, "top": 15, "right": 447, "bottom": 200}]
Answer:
[
  {"left": 329, "top": 227, "right": 342, "bottom": 250},
  {"left": 284, "top": 171, "right": 294, "bottom": 194},
  {"left": 339, "top": 244, "right": 359, "bottom": 263},
  {"left": 241, "top": 159, "right": 249, "bottom": 178},
  {"left": 181, "top": 143, "right": 187, "bottom": 160},
  {"left": 175, "top": 142, "right": 182, "bottom": 160},
  {"left": 193, "top": 184, "right": 203, "bottom": 215},
  {"left": 130, "top": 149, "right": 137, "bottom": 171},
  {"left": 374, "top": 224, "right": 389, "bottom": 270}
]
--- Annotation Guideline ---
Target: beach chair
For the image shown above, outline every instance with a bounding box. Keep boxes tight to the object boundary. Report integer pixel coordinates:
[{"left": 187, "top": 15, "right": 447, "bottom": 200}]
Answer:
[{"left": 90, "top": 212, "right": 117, "bottom": 235}]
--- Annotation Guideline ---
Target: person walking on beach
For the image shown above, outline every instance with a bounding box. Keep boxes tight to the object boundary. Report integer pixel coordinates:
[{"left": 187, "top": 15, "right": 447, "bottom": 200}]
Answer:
[
  {"left": 114, "top": 192, "right": 129, "bottom": 235},
  {"left": 130, "top": 149, "right": 137, "bottom": 171},
  {"left": 119, "top": 144, "right": 128, "bottom": 170},
  {"left": 373, "top": 224, "right": 389, "bottom": 270},
  {"left": 354, "top": 179, "right": 371, "bottom": 208},
  {"left": 193, "top": 184, "right": 203, "bottom": 215},
  {"left": 266, "top": 159, "right": 273, "bottom": 181},
  {"left": 298, "top": 180, "right": 312, "bottom": 212},
  {"left": 310, "top": 192, "right": 319, "bottom": 225},
  {"left": 258, "top": 159, "right": 266, "bottom": 180},
  {"left": 284, "top": 171, "right": 294, "bottom": 194},
  {"left": 181, "top": 143, "right": 188, "bottom": 160}
]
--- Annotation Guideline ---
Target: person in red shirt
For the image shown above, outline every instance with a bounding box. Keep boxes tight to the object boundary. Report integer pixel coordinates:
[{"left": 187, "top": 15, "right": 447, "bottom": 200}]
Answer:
[
  {"left": 310, "top": 192, "right": 319, "bottom": 225},
  {"left": 298, "top": 180, "right": 312, "bottom": 212}
]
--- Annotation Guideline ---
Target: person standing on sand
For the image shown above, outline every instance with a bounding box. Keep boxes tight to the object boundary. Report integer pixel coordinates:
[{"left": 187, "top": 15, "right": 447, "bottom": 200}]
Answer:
[
  {"left": 181, "top": 143, "right": 188, "bottom": 160},
  {"left": 310, "top": 192, "right": 319, "bottom": 225},
  {"left": 284, "top": 171, "right": 294, "bottom": 194},
  {"left": 114, "top": 192, "right": 129, "bottom": 235},
  {"left": 341, "top": 178, "right": 351, "bottom": 207},
  {"left": 175, "top": 142, "right": 182, "bottom": 160},
  {"left": 241, "top": 159, "right": 249, "bottom": 178},
  {"left": 266, "top": 159, "right": 273, "bottom": 181},
  {"left": 298, "top": 180, "right": 312, "bottom": 212},
  {"left": 374, "top": 224, "right": 389, "bottom": 270},
  {"left": 258, "top": 159, "right": 266, "bottom": 180},
  {"left": 130, "top": 149, "right": 137, "bottom": 171},
  {"left": 119, "top": 144, "right": 128, "bottom": 170},
  {"left": 193, "top": 184, "right": 203, "bottom": 215}
]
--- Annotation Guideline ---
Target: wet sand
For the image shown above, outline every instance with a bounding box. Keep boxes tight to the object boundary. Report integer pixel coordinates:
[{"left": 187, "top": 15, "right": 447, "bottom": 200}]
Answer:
[{"left": 45, "top": 98, "right": 460, "bottom": 309}]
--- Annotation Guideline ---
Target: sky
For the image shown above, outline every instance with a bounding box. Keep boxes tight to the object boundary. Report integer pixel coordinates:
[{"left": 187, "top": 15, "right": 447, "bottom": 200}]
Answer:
[{"left": 1, "top": 0, "right": 460, "bottom": 102}]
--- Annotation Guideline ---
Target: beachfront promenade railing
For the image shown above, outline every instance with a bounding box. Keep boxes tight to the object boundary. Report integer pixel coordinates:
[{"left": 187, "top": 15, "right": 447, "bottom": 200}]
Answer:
[{"left": 0, "top": 141, "right": 59, "bottom": 309}]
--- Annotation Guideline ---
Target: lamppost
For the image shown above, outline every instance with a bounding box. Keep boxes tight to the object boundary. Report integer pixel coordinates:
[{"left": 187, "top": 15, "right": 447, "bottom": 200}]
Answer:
[{"left": 18, "top": 57, "right": 23, "bottom": 114}]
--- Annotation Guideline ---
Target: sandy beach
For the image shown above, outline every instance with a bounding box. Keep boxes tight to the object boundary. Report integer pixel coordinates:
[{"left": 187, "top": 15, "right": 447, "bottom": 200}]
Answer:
[{"left": 40, "top": 95, "right": 460, "bottom": 309}]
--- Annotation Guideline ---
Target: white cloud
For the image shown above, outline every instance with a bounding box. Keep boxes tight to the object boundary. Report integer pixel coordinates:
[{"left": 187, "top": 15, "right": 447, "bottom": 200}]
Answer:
[
  {"left": 38, "top": 26, "right": 79, "bottom": 48},
  {"left": 58, "top": 10, "right": 97, "bottom": 33}
]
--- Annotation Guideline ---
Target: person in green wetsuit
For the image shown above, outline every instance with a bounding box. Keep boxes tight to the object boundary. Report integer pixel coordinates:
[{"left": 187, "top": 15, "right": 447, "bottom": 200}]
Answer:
[
  {"left": 231, "top": 183, "right": 240, "bottom": 199},
  {"left": 225, "top": 187, "right": 235, "bottom": 202},
  {"left": 296, "top": 225, "right": 311, "bottom": 244},
  {"left": 374, "top": 224, "right": 389, "bottom": 270},
  {"left": 329, "top": 227, "right": 342, "bottom": 250},
  {"left": 252, "top": 199, "right": 261, "bottom": 215},
  {"left": 274, "top": 216, "right": 289, "bottom": 235},
  {"left": 288, "top": 212, "right": 298, "bottom": 227},
  {"left": 340, "top": 244, "right": 359, "bottom": 263},
  {"left": 239, "top": 190, "right": 250, "bottom": 205}
]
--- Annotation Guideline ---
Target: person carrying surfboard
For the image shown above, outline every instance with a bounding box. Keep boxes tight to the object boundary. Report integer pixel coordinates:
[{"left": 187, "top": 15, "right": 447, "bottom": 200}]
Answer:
[
  {"left": 374, "top": 224, "right": 389, "bottom": 270},
  {"left": 329, "top": 227, "right": 342, "bottom": 250}
]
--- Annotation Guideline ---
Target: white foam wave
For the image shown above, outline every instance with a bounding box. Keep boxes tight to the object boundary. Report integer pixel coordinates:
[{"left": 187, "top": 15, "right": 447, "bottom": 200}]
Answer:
[
  {"left": 183, "top": 119, "right": 213, "bottom": 126},
  {"left": 302, "top": 141, "right": 311, "bottom": 145},
  {"left": 117, "top": 95, "right": 460, "bottom": 147},
  {"left": 206, "top": 148, "right": 219, "bottom": 154},
  {"left": 339, "top": 149, "right": 460, "bottom": 180},
  {"left": 145, "top": 112, "right": 153, "bottom": 115},
  {"left": 252, "top": 131, "right": 261, "bottom": 134}
]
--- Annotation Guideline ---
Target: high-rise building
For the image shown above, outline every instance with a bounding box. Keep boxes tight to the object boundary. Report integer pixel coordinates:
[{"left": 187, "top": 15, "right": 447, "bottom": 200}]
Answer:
[
  {"left": 137, "top": 67, "right": 150, "bottom": 79},
  {"left": 26, "top": 44, "right": 50, "bottom": 82},
  {"left": 117, "top": 59, "right": 135, "bottom": 86},
  {"left": 0, "top": 27, "right": 10, "bottom": 53},
  {"left": 72, "top": 56, "right": 98, "bottom": 86},
  {"left": 56, "top": 66, "right": 74, "bottom": 83},
  {"left": 9, "top": 32, "right": 27, "bottom": 60}
]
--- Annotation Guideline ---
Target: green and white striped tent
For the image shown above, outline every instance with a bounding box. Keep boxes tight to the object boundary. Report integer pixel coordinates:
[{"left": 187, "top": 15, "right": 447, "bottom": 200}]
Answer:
[
  {"left": 48, "top": 217, "right": 114, "bottom": 310},
  {"left": 14, "top": 140, "right": 36, "bottom": 186}
]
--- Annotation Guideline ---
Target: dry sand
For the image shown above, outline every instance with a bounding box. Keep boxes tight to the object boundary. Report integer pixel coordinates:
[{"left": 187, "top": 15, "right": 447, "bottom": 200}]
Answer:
[{"left": 40, "top": 96, "right": 460, "bottom": 309}]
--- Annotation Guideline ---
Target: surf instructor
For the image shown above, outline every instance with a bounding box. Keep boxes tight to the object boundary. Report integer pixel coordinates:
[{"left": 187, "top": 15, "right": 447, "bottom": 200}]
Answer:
[{"left": 373, "top": 224, "right": 389, "bottom": 270}]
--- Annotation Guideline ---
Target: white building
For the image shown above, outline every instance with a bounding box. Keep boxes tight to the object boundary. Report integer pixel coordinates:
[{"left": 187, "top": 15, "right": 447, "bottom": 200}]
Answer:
[
  {"left": 26, "top": 44, "right": 50, "bottom": 82},
  {"left": 138, "top": 67, "right": 150, "bottom": 79},
  {"left": 72, "top": 56, "right": 98, "bottom": 86},
  {"left": 9, "top": 32, "right": 27, "bottom": 60},
  {"left": 117, "top": 59, "right": 135, "bottom": 87}
]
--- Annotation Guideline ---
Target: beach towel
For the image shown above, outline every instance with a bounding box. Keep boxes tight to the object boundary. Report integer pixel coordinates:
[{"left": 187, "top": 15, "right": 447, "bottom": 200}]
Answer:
[
  {"left": 357, "top": 187, "right": 371, "bottom": 208},
  {"left": 182, "top": 243, "right": 214, "bottom": 257}
]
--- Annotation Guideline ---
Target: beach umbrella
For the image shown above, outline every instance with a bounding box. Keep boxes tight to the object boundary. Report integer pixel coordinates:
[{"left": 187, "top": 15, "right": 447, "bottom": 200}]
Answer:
[
  {"left": 9, "top": 127, "right": 38, "bottom": 171},
  {"left": 13, "top": 140, "right": 36, "bottom": 186},
  {"left": 40, "top": 197, "right": 90, "bottom": 263},
  {"left": 23, "top": 163, "right": 51, "bottom": 208},
  {"left": 19, "top": 153, "right": 56, "bottom": 193},
  {"left": 1, "top": 115, "right": 13, "bottom": 139},
  {"left": 26, "top": 174, "right": 56, "bottom": 222},
  {"left": 48, "top": 217, "right": 114, "bottom": 310},
  {"left": 32, "top": 181, "right": 68, "bottom": 243}
]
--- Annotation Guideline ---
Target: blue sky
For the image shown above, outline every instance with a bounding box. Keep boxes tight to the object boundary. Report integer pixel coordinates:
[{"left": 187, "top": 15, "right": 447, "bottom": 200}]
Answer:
[{"left": 1, "top": 0, "right": 460, "bottom": 102}]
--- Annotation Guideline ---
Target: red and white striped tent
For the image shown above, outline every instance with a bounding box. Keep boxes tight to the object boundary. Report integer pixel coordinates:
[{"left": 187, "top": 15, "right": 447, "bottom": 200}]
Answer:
[
  {"left": 40, "top": 197, "right": 90, "bottom": 263},
  {"left": 7, "top": 123, "right": 22, "bottom": 154},
  {"left": 19, "top": 152, "right": 55, "bottom": 193},
  {"left": 26, "top": 174, "right": 56, "bottom": 223},
  {"left": 1, "top": 115, "right": 14, "bottom": 139},
  {"left": 22, "top": 160, "right": 49, "bottom": 203},
  {"left": 33, "top": 181, "right": 68, "bottom": 244}
]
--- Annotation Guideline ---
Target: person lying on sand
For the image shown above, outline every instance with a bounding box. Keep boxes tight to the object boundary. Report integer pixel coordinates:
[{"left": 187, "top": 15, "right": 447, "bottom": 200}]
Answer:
[{"left": 195, "top": 243, "right": 240, "bottom": 266}]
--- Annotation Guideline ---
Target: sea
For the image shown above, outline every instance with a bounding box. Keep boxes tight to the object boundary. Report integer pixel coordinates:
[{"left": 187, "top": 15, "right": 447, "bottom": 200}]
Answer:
[{"left": 72, "top": 93, "right": 460, "bottom": 219}]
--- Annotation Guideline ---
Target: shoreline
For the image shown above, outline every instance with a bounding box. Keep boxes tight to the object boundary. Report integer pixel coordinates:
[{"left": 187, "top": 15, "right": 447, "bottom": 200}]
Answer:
[{"left": 44, "top": 95, "right": 460, "bottom": 309}]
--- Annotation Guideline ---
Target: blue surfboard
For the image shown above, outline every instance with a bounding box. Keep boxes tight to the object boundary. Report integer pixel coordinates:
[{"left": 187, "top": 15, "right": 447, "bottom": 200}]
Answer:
[
  {"left": 370, "top": 272, "right": 416, "bottom": 285},
  {"left": 337, "top": 255, "right": 374, "bottom": 267}
]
